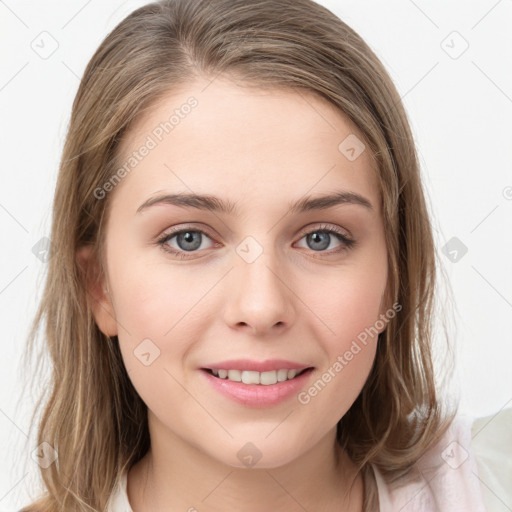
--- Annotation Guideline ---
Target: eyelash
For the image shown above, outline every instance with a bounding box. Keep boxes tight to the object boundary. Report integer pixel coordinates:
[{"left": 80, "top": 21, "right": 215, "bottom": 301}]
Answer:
[{"left": 156, "top": 224, "right": 356, "bottom": 260}]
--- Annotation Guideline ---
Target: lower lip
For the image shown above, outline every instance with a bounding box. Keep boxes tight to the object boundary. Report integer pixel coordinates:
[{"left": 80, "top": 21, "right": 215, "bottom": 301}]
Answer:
[{"left": 200, "top": 368, "right": 314, "bottom": 408}]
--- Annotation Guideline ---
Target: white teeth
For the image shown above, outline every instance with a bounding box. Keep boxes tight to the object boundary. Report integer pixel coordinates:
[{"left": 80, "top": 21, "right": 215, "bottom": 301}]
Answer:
[
  {"left": 277, "top": 369, "right": 288, "bottom": 382},
  {"left": 242, "top": 370, "right": 260, "bottom": 384},
  {"left": 227, "top": 369, "right": 242, "bottom": 382},
  {"left": 210, "top": 368, "right": 306, "bottom": 384},
  {"left": 260, "top": 371, "right": 277, "bottom": 385}
]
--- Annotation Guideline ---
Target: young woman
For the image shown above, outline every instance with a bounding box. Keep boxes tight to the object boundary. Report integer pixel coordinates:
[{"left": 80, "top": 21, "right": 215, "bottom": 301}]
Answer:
[{"left": 19, "top": 0, "right": 509, "bottom": 511}]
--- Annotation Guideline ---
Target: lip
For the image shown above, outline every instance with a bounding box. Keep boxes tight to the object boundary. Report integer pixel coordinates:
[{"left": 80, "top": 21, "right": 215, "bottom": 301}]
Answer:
[
  {"left": 200, "top": 359, "right": 312, "bottom": 372},
  {"left": 200, "top": 366, "right": 315, "bottom": 408}
]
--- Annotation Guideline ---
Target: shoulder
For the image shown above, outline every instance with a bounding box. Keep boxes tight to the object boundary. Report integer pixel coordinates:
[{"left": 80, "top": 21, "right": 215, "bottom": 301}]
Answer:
[
  {"left": 470, "top": 406, "right": 512, "bottom": 512},
  {"left": 372, "top": 413, "right": 500, "bottom": 511}
]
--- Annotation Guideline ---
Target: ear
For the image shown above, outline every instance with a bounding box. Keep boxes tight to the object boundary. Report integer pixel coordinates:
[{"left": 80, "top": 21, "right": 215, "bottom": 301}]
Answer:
[{"left": 76, "top": 245, "right": 118, "bottom": 337}]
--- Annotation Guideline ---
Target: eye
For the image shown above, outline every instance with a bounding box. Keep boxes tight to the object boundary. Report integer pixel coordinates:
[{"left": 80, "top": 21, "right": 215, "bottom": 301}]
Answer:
[
  {"left": 157, "top": 227, "right": 217, "bottom": 259},
  {"left": 295, "top": 224, "right": 356, "bottom": 255}
]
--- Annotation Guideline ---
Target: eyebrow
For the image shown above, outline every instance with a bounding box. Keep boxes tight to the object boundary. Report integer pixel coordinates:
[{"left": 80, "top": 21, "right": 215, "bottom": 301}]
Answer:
[{"left": 136, "top": 190, "right": 374, "bottom": 215}]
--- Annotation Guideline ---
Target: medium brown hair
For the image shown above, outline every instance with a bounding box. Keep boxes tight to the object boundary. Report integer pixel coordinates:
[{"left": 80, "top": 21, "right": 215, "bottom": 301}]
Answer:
[{"left": 18, "top": 0, "right": 457, "bottom": 510}]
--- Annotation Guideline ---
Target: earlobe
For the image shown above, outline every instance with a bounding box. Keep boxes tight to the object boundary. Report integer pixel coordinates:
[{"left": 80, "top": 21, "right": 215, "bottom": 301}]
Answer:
[{"left": 76, "top": 245, "right": 118, "bottom": 337}]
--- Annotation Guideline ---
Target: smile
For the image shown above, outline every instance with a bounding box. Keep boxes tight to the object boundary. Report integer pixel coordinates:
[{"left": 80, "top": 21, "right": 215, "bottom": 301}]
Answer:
[
  {"left": 205, "top": 368, "right": 310, "bottom": 385},
  {"left": 200, "top": 366, "right": 315, "bottom": 407}
]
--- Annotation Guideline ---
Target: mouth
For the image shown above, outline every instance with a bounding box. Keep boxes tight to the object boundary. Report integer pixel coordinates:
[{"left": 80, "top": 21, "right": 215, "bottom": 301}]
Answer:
[
  {"left": 201, "top": 367, "right": 314, "bottom": 385},
  {"left": 200, "top": 364, "right": 315, "bottom": 407}
]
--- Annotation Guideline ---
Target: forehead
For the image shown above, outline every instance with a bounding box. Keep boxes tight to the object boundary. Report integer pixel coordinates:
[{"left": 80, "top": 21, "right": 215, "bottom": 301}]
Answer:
[{"left": 112, "top": 76, "right": 381, "bottom": 214}]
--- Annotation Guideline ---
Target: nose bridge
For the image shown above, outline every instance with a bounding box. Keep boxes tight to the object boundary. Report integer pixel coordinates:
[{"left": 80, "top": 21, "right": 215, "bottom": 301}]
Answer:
[{"left": 225, "top": 234, "right": 294, "bottom": 332}]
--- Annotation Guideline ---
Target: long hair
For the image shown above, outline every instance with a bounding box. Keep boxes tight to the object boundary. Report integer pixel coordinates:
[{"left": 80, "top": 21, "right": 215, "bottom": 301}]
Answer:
[{"left": 18, "top": 0, "right": 457, "bottom": 510}]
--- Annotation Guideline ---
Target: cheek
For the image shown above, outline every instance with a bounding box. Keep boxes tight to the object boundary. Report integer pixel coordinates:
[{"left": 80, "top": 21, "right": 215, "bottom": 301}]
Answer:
[
  {"left": 109, "top": 255, "right": 204, "bottom": 414},
  {"left": 303, "top": 258, "right": 387, "bottom": 347},
  {"left": 108, "top": 246, "right": 210, "bottom": 341},
  {"left": 295, "top": 256, "right": 386, "bottom": 406},
  {"left": 295, "top": 276, "right": 382, "bottom": 419},
  {"left": 108, "top": 250, "right": 225, "bottom": 407}
]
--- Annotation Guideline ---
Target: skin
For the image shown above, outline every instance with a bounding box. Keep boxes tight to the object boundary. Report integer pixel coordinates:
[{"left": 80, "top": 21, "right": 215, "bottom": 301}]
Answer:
[{"left": 80, "top": 75, "right": 390, "bottom": 512}]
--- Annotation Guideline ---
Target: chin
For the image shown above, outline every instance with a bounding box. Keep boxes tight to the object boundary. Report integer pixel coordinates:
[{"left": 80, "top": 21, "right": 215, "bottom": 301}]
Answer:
[{"left": 209, "top": 437, "right": 308, "bottom": 471}]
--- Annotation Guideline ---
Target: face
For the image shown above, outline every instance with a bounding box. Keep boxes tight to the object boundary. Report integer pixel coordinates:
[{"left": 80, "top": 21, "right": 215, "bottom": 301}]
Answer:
[{"left": 85, "top": 76, "right": 390, "bottom": 469}]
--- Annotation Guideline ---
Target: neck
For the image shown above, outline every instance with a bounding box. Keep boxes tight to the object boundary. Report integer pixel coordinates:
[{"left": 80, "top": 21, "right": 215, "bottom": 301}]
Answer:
[{"left": 127, "top": 416, "right": 364, "bottom": 512}]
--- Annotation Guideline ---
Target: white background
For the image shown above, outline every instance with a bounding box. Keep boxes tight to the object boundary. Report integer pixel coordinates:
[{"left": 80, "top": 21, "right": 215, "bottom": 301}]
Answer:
[{"left": 1, "top": 0, "right": 511, "bottom": 509}]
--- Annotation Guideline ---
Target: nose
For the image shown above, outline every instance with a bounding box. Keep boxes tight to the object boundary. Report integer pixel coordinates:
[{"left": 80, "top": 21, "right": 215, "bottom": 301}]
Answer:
[{"left": 223, "top": 248, "right": 296, "bottom": 336}]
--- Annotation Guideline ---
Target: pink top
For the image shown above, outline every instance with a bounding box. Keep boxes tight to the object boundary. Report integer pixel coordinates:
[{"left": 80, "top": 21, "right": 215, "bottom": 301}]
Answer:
[
  {"left": 372, "top": 416, "right": 486, "bottom": 511},
  {"left": 108, "top": 411, "right": 512, "bottom": 511}
]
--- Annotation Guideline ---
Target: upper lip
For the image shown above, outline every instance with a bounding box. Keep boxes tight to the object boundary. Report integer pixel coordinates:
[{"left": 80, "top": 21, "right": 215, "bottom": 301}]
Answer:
[{"left": 201, "top": 359, "right": 313, "bottom": 372}]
